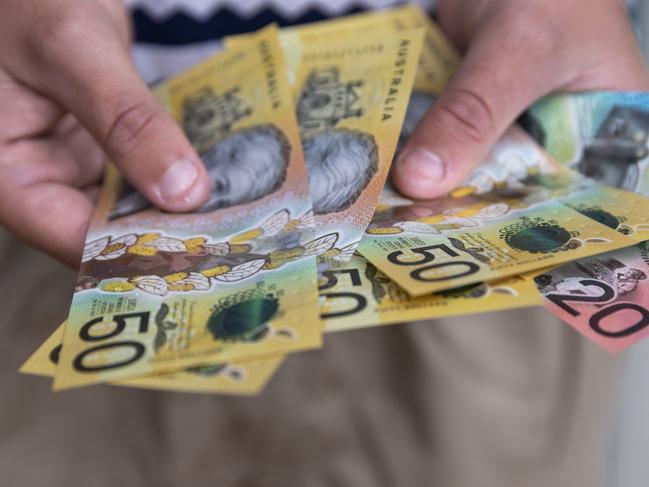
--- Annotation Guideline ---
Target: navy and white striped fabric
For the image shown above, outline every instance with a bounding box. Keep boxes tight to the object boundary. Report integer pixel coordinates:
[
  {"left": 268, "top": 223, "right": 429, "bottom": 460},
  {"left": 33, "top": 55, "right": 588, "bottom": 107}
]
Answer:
[
  {"left": 124, "top": 0, "right": 435, "bottom": 82},
  {"left": 125, "top": 0, "right": 640, "bottom": 83}
]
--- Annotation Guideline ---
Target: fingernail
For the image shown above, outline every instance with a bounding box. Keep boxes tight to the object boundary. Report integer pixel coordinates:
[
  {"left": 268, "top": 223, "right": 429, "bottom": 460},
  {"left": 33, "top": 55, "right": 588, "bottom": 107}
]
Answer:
[
  {"left": 157, "top": 159, "right": 199, "bottom": 204},
  {"left": 398, "top": 148, "right": 446, "bottom": 183}
]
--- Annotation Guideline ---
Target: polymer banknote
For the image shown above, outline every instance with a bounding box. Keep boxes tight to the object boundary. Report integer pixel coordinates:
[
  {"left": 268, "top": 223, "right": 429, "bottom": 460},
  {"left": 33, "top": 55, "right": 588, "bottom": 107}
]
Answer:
[
  {"left": 527, "top": 91, "right": 649, "bottom": 229},
  {"left": 226, "top": 5, "right": 459, "bottom": 94},
  {"left": 358, "top": 128, "right": 640, "bottom": 296},
  {"left": 535, "top": 242, "right": 649, "bottom": 354},
  {"left": 528, "top": 92, "right": 649, "bottom": 351},
  {"left": 280, "top": 4, "right": 459, "bottom": 94},
  {"left": 56, "top": 26, "right": 330, "bottom": 390},
  {"left": 21, "top": 324, "right": 282, "bottom": 395},
  {"left": 319, "top": 253, "right": 542, "bottom": 333},
  {"left": 289, "top": 30, "right": 423, "bottom": 258},
  {"left": 528, "top": 91, "right": 649, "bottom": 193},
  {"left": 228, "top": 16, "right": 428, "bottom": 258},
  {"left": 349, "top": 17, "right": 644, "bottom": 296}
]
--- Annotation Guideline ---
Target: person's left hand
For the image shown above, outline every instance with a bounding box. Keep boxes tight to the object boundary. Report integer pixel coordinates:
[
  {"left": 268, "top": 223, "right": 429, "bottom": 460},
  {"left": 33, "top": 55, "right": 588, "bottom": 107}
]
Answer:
[{"left": 393, "top": 0, "right": 649, "bottom": 199}]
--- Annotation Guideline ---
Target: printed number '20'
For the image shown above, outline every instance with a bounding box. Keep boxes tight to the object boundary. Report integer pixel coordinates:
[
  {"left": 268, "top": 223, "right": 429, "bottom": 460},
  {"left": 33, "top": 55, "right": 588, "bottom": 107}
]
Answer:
[
  {"left": 387, "top": 244, "right": 480, "bottom": 283},
  {"left": 72, "top": 312, "right": 151, "bottom": 373},
  {"left": 547, "top": 279, "right": 649, "bottom": 338}
]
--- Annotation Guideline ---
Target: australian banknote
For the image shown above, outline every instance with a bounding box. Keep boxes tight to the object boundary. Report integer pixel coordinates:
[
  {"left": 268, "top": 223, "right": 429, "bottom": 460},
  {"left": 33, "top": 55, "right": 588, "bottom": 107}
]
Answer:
[
  {"left": 56, "top": 26, "right": 332, "bottom": 391},
  {"left": 528, "top": 91, "right": 649, "bottom": 230},
  {"left": 319, "top": 253, "right": 542, "bottom": 332},
  {"left": 227, "top": 5, "right": 459, "bottom": 94},
  {"left": 528, "top": 92, "right": 649, "bottom": 351},
  {"left": 21, "top": 324, "right": 283, "bottom": 395},
  {"left": 228, "top": 15, "right": 430, "bottom": 258},
  {"left": 290, "top": 30, "right": 423, "bottom": 258},
  {"left": 348, "top": 14, "right": 642, "bottom": 296},
  {"left": 534, "top": 242, "right": 649, "bottom": 353},
  {"left": 278, "top": 4, "right": 459, "bottom": 94},
  {"left": 358, "top": 127, "right": 641, "bottom": 296},
  {"left": 527, "top": 91, "right": 649, "bottom": 193}
]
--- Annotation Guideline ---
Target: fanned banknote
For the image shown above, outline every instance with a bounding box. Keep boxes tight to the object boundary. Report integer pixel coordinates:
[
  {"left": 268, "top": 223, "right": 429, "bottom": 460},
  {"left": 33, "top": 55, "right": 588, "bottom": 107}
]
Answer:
[
  {"left": 289, "top": 30, "right": 423, "bottom": 258},
  {"left": 354, "top": 15, "right": 640, "bottom": 296},
  {"left": 280, "top": 4, "right": 459, "bottom": 94},
  {"left": 527, "top": 91, "right": 649, "bottom": 191},
  {"left": 527, "top": 91, "right": 649, "bottom": 232},
  {"left": 358, "top": 128, "right": 639, "bottom": 296},
  {"left": 21, "top": 324, "right": 282, "bottom": 395},
  {"left": 534, "top": 242, "right": 649, "bottom": 354},
  {"left": 527, "top": 91, "right": 649, "bottom": 351},
  {"left": 228, "top": 18, "right": 426, "bottom": 258},
  {"left": 56, "top": 26, "right": 330, "bottom": 390},
  {"left": 559, "top": 184, "right": 649, "bottom": 242},
  {"left": 226, "top": 5, "right": 459, "bottom": 94},
  {"left": 319, "top": 253, "right": 542, "bottom": 332}
]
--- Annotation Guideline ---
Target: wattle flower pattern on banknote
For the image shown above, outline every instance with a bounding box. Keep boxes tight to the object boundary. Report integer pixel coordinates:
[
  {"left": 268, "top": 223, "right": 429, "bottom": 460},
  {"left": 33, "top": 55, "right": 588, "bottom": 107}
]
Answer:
[
  {"left": 78, "top": 208, "right": 332, "bottom": 296},
  {"left": 56, "top": 26, "right": 326, "bottom": 391}
]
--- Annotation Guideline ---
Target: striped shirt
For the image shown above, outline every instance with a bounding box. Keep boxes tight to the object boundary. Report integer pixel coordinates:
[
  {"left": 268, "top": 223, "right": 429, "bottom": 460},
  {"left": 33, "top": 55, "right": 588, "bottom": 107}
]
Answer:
[{"left": 125, "top": 0, "right": 435, "bottom": 82}]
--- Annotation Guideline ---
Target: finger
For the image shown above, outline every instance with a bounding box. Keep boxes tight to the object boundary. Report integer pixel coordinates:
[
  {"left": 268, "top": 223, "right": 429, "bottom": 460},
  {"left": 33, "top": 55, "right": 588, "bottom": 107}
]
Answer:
[
  {"left": 55, "top": 115, "right": 106, "bottom": 187},
  {"left": 19, "top": 4, "right": 210, "bottom": 212},
  {"left": 0, "top": 69, "right": 65, "bottom": 142},
  {"left": 393, "top": 12, "right": 557, "bottom": 199},
  {"left": 0, "top": 181, "right": 93, "bottom": 267},
  {"left": 0, "top": 133, "right": 100, "bottom": 265},
  {"left": 83, "top": 184, "right": 102, "bottom": 205},
  {"left": 5, "top": 134, "right": 103, "bottom": 190}
]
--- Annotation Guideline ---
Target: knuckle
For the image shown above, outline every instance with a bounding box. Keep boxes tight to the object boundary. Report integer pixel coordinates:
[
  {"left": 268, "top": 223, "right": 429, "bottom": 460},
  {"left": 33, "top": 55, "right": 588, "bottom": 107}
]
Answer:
[
  {"left": 35, "top": 6, "right": 95, "bottom": 56},
  {"left": 31, "top": 3, "right": 126, "bottom": 61},
  {"left": 436, "top": 88, "right": 495, "bottom": 144},
  {"left": 496, "top": 5, "right": 559, "bottom": 56},
  {"left": 102, "top": 101, "right": 158, "bottom": 158}
]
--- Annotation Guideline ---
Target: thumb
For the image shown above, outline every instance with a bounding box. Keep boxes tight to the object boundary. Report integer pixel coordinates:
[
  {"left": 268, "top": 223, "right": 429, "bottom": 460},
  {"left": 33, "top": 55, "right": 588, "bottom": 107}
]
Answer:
[
  {"left": 24, "top": 7, "right": 211, "bottom": 212},
  {"left": 392, "top": 21, "right": 553, "bottom": 199}
]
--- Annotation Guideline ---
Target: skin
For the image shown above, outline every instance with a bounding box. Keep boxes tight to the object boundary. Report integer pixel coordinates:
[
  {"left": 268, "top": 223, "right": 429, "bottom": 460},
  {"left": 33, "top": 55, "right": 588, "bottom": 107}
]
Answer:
[
  {"left": 0, "top": 0, "right": 210, "bottom": 265},
  {"left": 392, "top": 0, "right": 649, "bottom": 198},
  {"left": 0, "top": 0, "right": 648, "bottom": 267}
]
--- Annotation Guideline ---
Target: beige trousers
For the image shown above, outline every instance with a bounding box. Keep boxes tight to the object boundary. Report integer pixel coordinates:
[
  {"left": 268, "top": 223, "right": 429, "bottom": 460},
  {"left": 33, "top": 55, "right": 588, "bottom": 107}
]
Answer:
[{"left": 0, "top": 229, "right": 619, "bottom": 487}]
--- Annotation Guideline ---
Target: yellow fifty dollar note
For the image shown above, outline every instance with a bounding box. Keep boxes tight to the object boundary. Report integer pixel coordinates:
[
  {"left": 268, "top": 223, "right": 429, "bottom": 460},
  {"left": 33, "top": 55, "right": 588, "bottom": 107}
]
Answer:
[
  {"left": 57, "top": 26, "right": 330, "bottom": 390},
  {"left": 227, "top": 5, "right": 459, "bottom": 93},
  {"left": 21, "top": 325, "right": 282, "bottom": 395},
  {"left": 319, "top": 254, "right": 542, "bottom": 333},
  {"left": 560, "top": 185, "right": 649, "bottom": 242},
  {"left": 290, "top": 29, "right": 423, "bottom": 257},
  {"left": 359, "top": 128, "right": 639, "bottom": 296},
  {"left": 228, "top": 20, "right": 424, "bottom": 258},
  {"left": 292, "top": 4, "right": 459, "bottom": 93}
]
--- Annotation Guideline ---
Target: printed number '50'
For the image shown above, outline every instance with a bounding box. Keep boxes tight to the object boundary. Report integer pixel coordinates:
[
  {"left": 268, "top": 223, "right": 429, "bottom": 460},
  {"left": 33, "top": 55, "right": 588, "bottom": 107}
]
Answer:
[
  {"left": 319, "top": 268, "right": 367, "bottom": 318},
  {"left": 72, "top": 312, "right": 151, "bottom": 373},
  {"left": 387, "top": 244, "right": 480, "bottom": 283}
]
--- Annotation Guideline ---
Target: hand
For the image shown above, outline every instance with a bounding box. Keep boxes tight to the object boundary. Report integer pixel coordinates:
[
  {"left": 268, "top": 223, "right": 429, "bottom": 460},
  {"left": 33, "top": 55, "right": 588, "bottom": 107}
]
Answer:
[
  {"left": 0, "top": 0, "right": 210, "bottom": 266},
  {"left": 393, "top": 0, "right": 649, "bottom": 198}
]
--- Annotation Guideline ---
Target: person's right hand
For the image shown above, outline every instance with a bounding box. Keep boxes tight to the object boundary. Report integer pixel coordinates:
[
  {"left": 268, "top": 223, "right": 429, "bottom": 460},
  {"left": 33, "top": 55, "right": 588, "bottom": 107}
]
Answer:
[{"left": 0, "top": 0, "right": 211, "bottom": 266}]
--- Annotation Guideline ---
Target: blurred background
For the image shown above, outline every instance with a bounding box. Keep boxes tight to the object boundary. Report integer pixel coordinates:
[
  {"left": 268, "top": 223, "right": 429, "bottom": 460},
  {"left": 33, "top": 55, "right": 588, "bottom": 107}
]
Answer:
[{"left": 606, "top": 3, "right": 649, "bottom": 487}]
